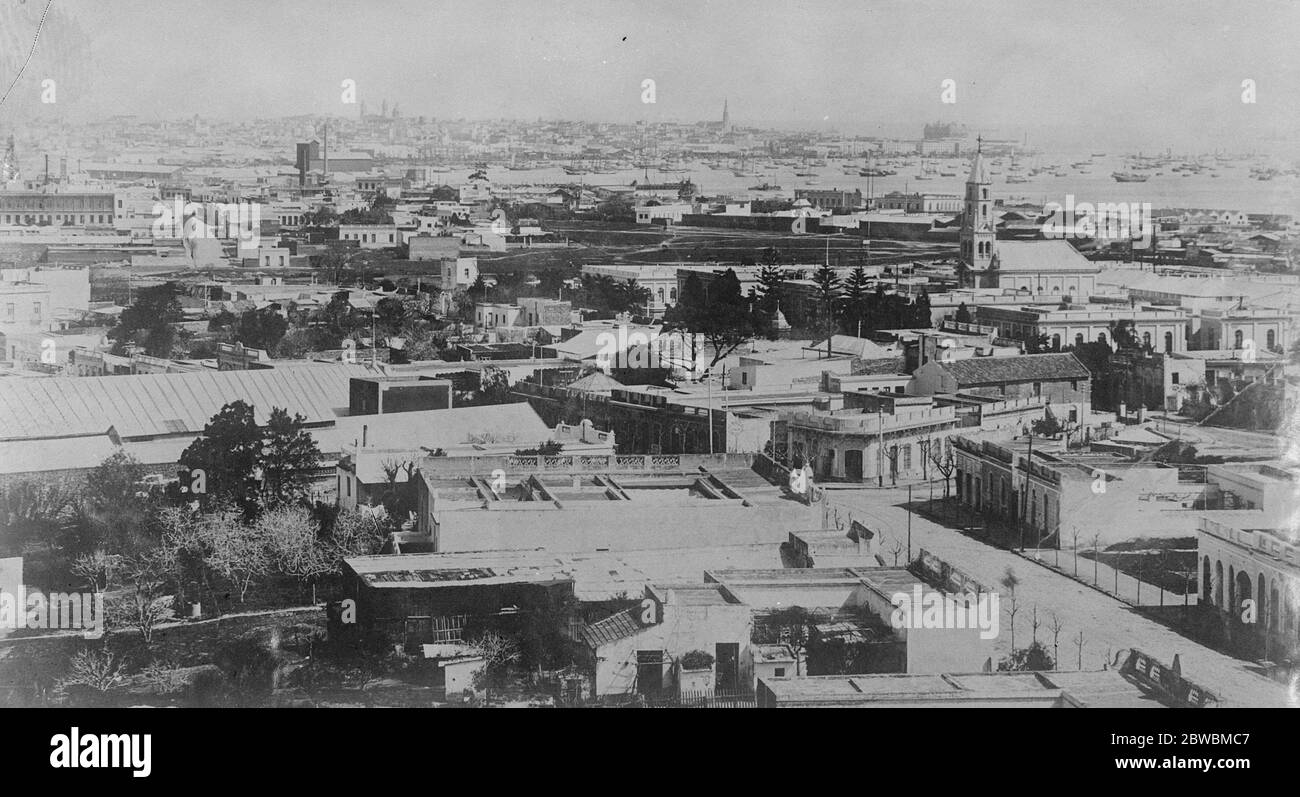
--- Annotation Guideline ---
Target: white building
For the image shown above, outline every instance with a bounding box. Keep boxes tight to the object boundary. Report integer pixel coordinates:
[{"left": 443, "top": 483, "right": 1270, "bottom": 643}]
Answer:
[{"left": 339, "top": 223, "right": 398, "bottom": 249}]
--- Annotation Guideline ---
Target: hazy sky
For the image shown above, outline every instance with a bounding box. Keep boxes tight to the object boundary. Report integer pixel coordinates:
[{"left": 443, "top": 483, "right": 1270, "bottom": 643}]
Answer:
[{"left": 3, "top": 0, "right": 1299, "bottom": 151}]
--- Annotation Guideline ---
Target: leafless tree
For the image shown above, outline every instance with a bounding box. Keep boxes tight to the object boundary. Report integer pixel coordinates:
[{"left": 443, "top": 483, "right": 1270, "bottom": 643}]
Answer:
[
  {"left": 55, "top": 649, "right": 127, "bottom": 699},
  {"left": 206, "top": 518, "right": 270, "bottom": 603},
  {"left": 257, "top": 505, "right": 335, "bottom": 604},
  {"left": 1074, "top": 630, "right": 1085, "bottom": 670},
  {"left": 1048, "top": 611, "right": 1064, "bottom": 666},
  {"left": 883, "top": 444, "right": 901, "bottom": 486},
  {"left": 888, "top": 539, "right": 906, "bottom": 566},
  {"left": 71, "top": 550, "right": 121, "bottom": 594},
  {"left": 1030, "top": 604, "right": 1041, "bottom": 645},
  {"left": 141, "top": 659, "right": 188, "bottom": 695},
  {"left": 928, "top": 439, "right": 957, "bottom": 498},
  {"left": 1000, "top": 567, "right": 1021, "bottom": 650},
  {"left": 108, "top": 550, "right": 176, "bottom": 645},
  {"left": 471, "top": 631, "right": 521, "bottom": 706}
]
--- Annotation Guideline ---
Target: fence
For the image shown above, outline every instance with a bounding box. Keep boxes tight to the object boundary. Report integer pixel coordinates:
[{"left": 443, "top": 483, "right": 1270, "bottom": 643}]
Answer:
[{"left": 642, "top": 689, "right": 756, "bottom": 708}]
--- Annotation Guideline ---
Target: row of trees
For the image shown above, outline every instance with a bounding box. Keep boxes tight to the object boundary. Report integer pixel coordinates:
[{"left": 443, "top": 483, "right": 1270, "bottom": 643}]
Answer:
[
  {"left": 76, "top": 501, "right": 387, "bottom": 642},
  {"left": 663, "top": 264, "right": 933, "bottom": 377}
]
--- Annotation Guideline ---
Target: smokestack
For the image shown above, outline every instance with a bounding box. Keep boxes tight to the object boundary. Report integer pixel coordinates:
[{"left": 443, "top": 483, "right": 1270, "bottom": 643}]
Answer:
[
  {"left": 44, "top": 154, "right": 49, "bottom": 186},
  {"left": 362, "top": 424, "right": 367, "bottom": 447}
]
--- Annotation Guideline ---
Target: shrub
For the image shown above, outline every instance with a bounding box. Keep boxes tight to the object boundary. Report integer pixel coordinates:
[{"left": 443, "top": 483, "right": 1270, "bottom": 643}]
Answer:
[{"left": 680, "top": 650, "right": 714, "bottom": 670}]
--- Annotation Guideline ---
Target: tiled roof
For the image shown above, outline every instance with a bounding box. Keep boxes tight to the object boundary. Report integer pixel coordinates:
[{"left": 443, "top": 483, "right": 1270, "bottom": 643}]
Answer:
[
  {"left": 580, "top": 608, "right": 647, "bottom": 648},
  {"left": 940, "top": 353, "right": 1090, "bottom": 385},
  {"left": 808, "top": 335, "right": 896, "bottom": 359},
  {"left": 567, "top": 371, "right": 623, "bottom": 393}
]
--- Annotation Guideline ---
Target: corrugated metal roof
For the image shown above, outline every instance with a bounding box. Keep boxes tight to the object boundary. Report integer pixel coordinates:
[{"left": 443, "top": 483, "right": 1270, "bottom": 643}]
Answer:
[
  {"left": 0, "top": 364, "right": 371, "bottom": 441},
  {"left": 580, "top": 608, "right": 646, "bottom": 648}
]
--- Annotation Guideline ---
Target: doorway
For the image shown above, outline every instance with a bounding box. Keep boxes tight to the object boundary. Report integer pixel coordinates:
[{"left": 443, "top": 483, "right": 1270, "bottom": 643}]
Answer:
[{"left": 844, "top": 449, "right": 863, "bottom": 481}]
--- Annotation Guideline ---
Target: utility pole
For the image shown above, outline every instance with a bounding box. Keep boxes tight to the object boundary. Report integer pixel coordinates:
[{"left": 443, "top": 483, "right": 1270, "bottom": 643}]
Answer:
[
  {"left": 906, "top": 483, "right": 913, "bottom": 562},
  {"left": 877, "top": 407, "right": 885, "bottom": 487},
  {"left": 707, "top": 371, "right": 714, "bottom": 455}
]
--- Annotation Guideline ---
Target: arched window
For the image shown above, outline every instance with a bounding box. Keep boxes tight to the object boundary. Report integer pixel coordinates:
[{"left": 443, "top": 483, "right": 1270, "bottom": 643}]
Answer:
[
  {"left": 1142, "top": 331, "right": 1151, "bottom": 348},
  {"left": 1051, "top": 334, "right": 1061, "bottom": 351},
  {"left": 1214, "top": 560, "right": 1223, "bottom": 608},
  {"left": 1075, "top": 333, "right": 1084, "bottom": 348},
  {"left": 1098, "top": 333, "right": 1108, "bottom": 346},
  {"left": 1267, "top": 329, "right": 1276, "bottom": 350},
  {"left": 1234, "top": 329, "right": 1244, "bottom": 349},
  {"left": 1164, "top": 331, "right": 1173, "bottom": 352}
]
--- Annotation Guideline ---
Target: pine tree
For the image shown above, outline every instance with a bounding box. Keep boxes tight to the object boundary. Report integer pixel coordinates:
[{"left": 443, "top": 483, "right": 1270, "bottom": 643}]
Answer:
[
  {"left": 812, "top": 265, "right": 843, "bottom": 354},
  {"left": 261, "top": 408, "right": 322, "bottom": 507},
  {"left": 842, "top": 266, "right": 870, "bottom": 335},
  {"left": 756, "top": 265, "right": 786, "bottom": 316},
  {"left": 912, "top": 289, "right": 933, "bottom": 328}
]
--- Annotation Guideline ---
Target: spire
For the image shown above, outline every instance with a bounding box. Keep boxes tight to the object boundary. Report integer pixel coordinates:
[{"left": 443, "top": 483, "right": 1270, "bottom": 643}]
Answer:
[{"left": 968, "top": 135, "right": 990, "bottom": 184}]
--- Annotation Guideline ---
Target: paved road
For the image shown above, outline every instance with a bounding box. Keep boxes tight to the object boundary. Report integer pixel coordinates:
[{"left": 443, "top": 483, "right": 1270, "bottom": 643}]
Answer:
[{"left": 827, "top": 484, "right": 1292, "bottom": 707}]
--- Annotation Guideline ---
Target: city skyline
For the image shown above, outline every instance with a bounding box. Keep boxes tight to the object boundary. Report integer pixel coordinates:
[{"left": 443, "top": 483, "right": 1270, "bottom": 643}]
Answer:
[{"left": 1, "top": 0, "right": 1297, "bottom": 153}]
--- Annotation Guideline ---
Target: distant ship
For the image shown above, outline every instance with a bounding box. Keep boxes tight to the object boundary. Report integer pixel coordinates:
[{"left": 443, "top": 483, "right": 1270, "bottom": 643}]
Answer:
[
  {"left": 859, "top": 168, "right": 895, "bottom": 177},
  {"left": 748, "top": 182, "right": 782, "bottom": 191},
  {"left": 1112, "top": 172, "right": 1149, "bottom": 182},
  {"left": 1006, "top": 174, "right": 1029, "bottom": 183}
]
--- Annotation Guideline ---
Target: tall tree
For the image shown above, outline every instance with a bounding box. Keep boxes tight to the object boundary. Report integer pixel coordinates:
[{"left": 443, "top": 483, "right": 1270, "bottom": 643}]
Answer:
[
  {"left": 811, "top": 264, "right": 843, "bottom": 356},
  {"left": 912, "top": 289, "right": 933, "bottom": 328},
  {"left": 232, "top": 307, "right": 289, "bottom": 354},
  {"left": 260, "top": 408, "right": 322, "bottom": 507},
  {"left": 842, "top": 265, "right": 870, "bottom": 334},
  {"left": 663, "top": 269, "right": 756, "bottom": 377},
  {"left": 115, "top": 282, "right": 184, "bottom": 357},
  {"left": 178, "top": 401, "right": 264, "bottom": 513}
]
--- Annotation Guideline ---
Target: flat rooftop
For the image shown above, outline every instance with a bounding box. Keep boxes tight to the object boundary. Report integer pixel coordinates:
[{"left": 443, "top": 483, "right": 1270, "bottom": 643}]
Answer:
[{"left": 761, "top": 672, "right": 1059, "bottom": 702}]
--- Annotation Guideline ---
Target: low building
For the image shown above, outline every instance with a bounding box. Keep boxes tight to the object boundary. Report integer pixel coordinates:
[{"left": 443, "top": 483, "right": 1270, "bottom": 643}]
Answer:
[
  {"left": 338, "top": 223, "right": 398, "bottom": 249},
  {"left": 911, "top": 352, "right": 1092, "bottom": 423},
  {"left": 1197, "top": 509, "right": 1300, "bottom": 662},
  {"left": 781, "top": 404, "right": 961, "bottom": 483},
  {"left": 756, "top": 648, "right": 1212, "bottom": 707},
  {"left": 582, "top": 582, "right": 752, "bottom": 697},
  {"left": 973, "top": 304, "right": 1190, "bottom": 354},
  {"left": 793, "top": 188, "right": 865, "bottom": 213},
  {"left": 876, "top": 191, "right": 962, "bottom": 214}
]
